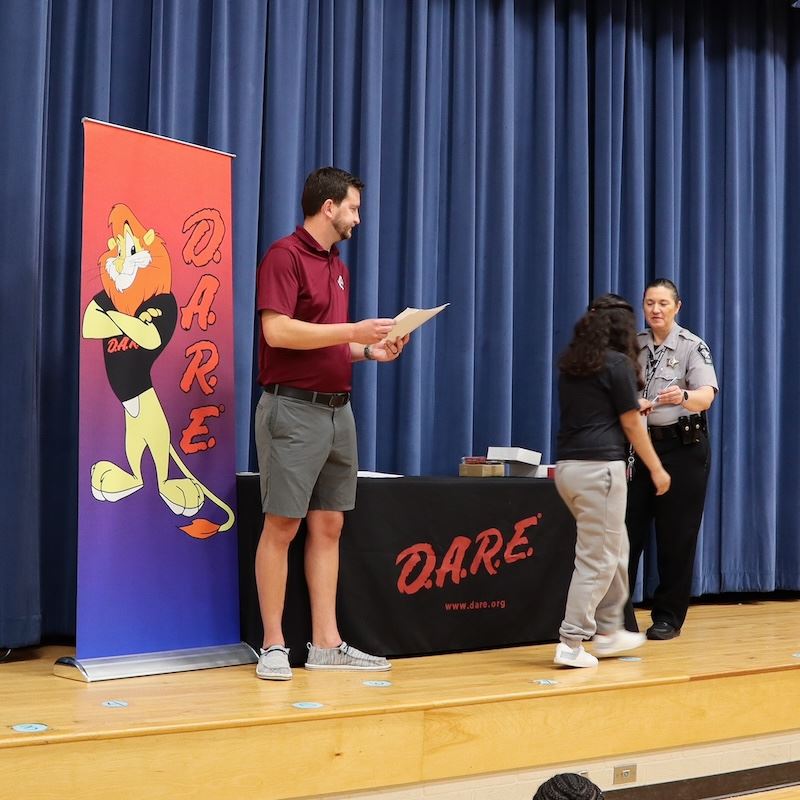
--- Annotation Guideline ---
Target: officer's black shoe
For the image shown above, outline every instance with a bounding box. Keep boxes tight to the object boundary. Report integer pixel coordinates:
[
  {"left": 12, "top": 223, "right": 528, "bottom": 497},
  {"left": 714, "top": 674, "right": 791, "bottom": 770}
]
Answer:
[{"left": 646, "top": 621, "right": 680, "bottom": 640}]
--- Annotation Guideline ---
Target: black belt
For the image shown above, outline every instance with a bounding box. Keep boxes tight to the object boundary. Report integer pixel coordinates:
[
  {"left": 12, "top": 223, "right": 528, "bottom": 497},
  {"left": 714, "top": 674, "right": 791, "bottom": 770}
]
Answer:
[
  {"left": 264, "top": 383, "right": 350, "bottom": 408},
  {"left": 649, "top": 413, "right": 707, "bottom": 442}
]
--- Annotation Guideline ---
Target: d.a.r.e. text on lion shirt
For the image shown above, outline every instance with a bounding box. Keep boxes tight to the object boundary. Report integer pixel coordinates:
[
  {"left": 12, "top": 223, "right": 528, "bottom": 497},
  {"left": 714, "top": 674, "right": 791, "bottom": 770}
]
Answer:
[{"left": 93, "top": 290, "right": 178, "bottom": 402}]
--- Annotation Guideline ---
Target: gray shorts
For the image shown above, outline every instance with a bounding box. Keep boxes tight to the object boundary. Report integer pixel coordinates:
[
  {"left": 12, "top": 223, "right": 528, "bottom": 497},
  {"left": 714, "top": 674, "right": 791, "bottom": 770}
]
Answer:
[{"left": 254, "top": 391, "right": 358, "bottom": 518}]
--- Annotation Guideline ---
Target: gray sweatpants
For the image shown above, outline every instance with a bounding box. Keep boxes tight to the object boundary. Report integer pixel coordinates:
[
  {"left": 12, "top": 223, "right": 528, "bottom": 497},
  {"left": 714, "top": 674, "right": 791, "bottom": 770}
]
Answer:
[{"left": 555, "top": 460, "right": 630, "bottom": 645}]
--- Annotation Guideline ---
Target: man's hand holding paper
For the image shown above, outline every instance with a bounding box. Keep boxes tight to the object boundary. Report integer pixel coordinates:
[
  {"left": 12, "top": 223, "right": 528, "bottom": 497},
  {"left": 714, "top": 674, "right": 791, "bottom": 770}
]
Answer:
[
  {"left": 351, "top": 317, "right": 395, "bottom": 344},
  {"left": 368, "top": 333, "right": 410, "bottom": 362},
  {"left": 356, "top": 303, "right": 448, "bottom": 362}
]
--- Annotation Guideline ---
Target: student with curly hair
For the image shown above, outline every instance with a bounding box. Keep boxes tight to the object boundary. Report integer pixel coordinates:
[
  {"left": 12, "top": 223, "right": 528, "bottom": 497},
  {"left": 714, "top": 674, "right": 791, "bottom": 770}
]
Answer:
[{"left": 553, "top": 294, "right": 671, "bottom": 668}]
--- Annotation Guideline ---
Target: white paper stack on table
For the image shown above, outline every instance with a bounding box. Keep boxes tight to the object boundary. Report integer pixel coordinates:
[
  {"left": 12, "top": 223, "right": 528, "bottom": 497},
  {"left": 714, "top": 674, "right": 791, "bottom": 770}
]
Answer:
[{"left": 486, "top": 446, "right": 542, "bottom": 477}]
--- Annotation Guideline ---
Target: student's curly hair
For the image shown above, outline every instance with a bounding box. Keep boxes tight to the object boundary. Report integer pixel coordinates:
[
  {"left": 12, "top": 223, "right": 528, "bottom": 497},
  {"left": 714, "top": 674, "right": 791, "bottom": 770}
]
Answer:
[
  {"left": 533, "top": 772, "right": 604, "bottom": 799},
  {"left": 558, "top": 293, "right": 643, "bottom": 390}
]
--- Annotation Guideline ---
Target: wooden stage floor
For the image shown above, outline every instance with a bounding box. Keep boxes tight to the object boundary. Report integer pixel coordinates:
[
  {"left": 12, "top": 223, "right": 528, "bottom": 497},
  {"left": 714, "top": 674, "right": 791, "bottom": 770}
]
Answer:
[{"left": 2, "top": 599, "right": 800, "bottom": 799}]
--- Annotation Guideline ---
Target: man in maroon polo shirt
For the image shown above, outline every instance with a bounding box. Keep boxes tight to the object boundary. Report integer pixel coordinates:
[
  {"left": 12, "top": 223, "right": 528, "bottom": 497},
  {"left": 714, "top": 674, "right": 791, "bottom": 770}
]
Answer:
[{"left": 253, "top": 166, "right": 409, "bottom": 681}]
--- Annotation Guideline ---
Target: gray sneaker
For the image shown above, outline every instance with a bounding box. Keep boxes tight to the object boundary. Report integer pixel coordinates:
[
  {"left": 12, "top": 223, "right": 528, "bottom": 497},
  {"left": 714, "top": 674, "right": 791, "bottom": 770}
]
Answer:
[
  {"left": 304, "top": 641, "right": 391, "bottom": 672},
  {"left": 256, "top": 645, "right": 292, "bottom": 680}
]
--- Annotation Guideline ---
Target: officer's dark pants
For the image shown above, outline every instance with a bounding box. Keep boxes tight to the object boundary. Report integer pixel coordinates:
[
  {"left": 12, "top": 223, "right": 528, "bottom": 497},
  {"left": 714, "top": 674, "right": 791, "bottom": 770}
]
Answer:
[{"left": 623, "top": 429, "right": 710, "bottom": 632}]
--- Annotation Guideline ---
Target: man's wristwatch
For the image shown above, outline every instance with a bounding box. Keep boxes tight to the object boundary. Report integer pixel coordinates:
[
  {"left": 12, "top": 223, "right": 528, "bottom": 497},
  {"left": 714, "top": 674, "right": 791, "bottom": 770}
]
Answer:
[
  {"left": 683, "top": 389, "right": 689, "bottom": 403},
  {"left": 364, "top": 345, "right": 375, "bottom": 361}
]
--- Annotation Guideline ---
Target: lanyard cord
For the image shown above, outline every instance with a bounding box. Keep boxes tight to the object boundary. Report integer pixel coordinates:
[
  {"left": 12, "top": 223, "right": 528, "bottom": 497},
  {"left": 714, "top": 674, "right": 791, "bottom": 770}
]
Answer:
[
  {"left": 628, "top": 342, "right": 666, "bottom": 478},
  {"left": 643, "top": 345, "right": 668, "bottom": 400}
]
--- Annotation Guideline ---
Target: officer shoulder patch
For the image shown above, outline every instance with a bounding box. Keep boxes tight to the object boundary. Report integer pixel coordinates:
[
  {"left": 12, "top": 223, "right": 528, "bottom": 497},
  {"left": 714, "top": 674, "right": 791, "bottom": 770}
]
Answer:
[{"left": 697, "top": 341, "right": 713, "bottom": 365}]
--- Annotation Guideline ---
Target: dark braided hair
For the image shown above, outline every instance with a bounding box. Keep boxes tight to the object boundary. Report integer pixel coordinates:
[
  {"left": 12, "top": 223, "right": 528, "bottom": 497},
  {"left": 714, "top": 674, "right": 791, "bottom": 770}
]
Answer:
[
  {"left": 558, "top": 293, "right": 643, "bottom": 391},
  {"left": 533, "top": 772, "right": 604, "bottom": 799}
]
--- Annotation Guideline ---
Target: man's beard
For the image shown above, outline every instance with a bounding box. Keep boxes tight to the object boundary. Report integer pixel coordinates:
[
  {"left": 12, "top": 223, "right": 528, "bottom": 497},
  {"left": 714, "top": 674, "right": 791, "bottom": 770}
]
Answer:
[{"left": 332, "top": 217, "right": 353, "bottom": 241}]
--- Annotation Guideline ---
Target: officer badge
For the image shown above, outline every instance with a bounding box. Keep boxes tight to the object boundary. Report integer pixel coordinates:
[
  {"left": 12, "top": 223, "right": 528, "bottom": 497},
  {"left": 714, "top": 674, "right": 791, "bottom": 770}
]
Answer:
[
  {"left": 667, "top": 357, "right": 679, "bottom": 368},
  {"left": 337, "top": 275, "right": 345, "bottom": 291},
  {"left": 697, "top": 342, "right": 713, "bottom": 365}
]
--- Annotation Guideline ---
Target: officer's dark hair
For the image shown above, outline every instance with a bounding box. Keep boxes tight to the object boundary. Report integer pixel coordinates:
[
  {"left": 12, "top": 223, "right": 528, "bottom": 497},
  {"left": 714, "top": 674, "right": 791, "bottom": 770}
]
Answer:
[
  {"left": 301, "top": 167, "right": 364, "bottom": 217},
  {"left": 558, "top": 293, "right": 644, "bottom": 389},
  {"left": 644, "top": 278, "right": 681, "bottom": 304},
  {"left": 533, "top": 772, "right": 604, "bottom": 799}
]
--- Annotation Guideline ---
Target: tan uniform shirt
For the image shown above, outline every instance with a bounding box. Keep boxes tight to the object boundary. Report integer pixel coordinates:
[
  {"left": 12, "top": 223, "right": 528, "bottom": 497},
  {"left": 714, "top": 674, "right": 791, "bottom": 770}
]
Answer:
[{"left": 637, "top": 325, "right": 718, "bottom": 428}]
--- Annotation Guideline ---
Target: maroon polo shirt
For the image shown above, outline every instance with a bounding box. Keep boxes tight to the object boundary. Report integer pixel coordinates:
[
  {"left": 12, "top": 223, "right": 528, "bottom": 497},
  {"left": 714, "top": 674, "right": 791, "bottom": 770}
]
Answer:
[{"left": 256, "top": 226, "right": 352, "bottom": 392}]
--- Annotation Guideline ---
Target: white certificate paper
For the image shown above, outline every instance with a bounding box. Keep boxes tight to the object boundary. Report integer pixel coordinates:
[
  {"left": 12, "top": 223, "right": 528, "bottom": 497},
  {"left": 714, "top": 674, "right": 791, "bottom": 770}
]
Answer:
[{"left": 386, "top": 303, "right": 449, "bottom": 340}]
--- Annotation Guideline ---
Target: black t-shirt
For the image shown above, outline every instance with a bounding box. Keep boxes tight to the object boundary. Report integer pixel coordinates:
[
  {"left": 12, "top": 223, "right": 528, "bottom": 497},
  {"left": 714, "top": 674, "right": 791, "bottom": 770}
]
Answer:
[
  {"left": 94, "top": 291, "right": 178, "bottom": 402},
  {"left": 556, "top": 350, "right": 640, "bottom": 461}
]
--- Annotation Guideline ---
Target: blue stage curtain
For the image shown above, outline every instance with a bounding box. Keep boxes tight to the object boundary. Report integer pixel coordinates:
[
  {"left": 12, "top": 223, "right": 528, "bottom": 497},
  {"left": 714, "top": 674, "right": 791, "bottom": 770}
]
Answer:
[
  {"left": 0, "top": 0, "right": 48, "bottom": 649},
  {"left": 2, "top": 0, "right": 799, "bottom": 646}
]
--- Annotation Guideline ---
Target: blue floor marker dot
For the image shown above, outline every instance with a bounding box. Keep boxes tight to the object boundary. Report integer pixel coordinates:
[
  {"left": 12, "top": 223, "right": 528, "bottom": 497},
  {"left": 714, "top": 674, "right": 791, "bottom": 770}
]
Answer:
[
  {"left": 618, "top": 656, "right": 642, "bottom": 662},
  {"left": 531, "top": 679, "right": 558, "bottom": 686},
  {"left": 12, "top": 723, "right": 48, "bottom": 733},
  {"left": 292, "top": 701, "right": 324, "bottom": 710},
  {"left": 363, "top": 680, "right": 392, "bottom": 687},
  {"left": 102, "top": 700, "right": 129, "bottom": 708},
  {"left": 792, "top": 653, "right": 800, "bottom": 659}
]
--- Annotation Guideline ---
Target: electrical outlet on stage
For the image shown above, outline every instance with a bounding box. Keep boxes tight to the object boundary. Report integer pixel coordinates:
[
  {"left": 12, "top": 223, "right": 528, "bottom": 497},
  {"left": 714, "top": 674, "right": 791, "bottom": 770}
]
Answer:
[{"left": 613, "top": 764, "right": 637, "bottom": 784}]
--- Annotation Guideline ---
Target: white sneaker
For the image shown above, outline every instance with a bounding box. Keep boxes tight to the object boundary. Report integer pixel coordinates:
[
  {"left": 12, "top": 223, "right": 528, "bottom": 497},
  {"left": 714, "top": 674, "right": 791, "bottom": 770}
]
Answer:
[
  {"left": 593, "top": 629, "right": 646, "bottom": 658},
  {"left": 553, "top": 642, "right": 598, "bottom": 668}
]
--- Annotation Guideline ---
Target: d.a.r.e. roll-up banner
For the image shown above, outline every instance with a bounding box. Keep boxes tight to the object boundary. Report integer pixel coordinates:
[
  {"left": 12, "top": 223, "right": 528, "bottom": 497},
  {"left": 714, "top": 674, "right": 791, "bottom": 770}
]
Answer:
[{"left": 73, "top": 120, "right": 243, "bottom": 672}]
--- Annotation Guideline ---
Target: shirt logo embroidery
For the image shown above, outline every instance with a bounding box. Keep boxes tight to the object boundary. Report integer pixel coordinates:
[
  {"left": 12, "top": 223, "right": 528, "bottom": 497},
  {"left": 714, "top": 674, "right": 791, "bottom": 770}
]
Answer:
[
  {"left": 697, "top": 342, "right": 713, "bottom": 365},
  {"left": 337, "top": 275, "right": 345, "bottom": 291}
]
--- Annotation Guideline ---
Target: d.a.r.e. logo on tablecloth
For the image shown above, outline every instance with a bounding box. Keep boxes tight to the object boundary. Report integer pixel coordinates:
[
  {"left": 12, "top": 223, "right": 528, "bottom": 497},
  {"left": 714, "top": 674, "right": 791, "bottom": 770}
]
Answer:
[{"left": 394, "top": 513, "right": 542, "bottom": 595}]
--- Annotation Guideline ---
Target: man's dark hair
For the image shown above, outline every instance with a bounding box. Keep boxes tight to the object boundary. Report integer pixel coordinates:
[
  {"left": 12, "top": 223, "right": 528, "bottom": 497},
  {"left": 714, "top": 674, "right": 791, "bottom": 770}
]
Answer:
[
  {"left": 558, "top": 293, "right": 643, "bottom": 389},
  {"left": 533, "top": 773, "right": 604, "bottom": 799},
  {"left": 301, "top": 166, "right": 364, "bottom": 217}
]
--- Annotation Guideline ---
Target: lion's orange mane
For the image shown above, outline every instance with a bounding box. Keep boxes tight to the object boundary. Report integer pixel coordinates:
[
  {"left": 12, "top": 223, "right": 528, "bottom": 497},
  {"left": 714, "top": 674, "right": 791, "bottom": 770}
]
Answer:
[{"left": 99, "top": 203, "right": 172, "bottom": 316}]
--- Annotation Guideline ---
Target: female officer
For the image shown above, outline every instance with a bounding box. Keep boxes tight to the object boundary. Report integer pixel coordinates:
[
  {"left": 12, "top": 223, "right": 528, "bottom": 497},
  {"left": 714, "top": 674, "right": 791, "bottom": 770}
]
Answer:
[{"left": 624, "top": 279, "right": 718, "bottom": 640}]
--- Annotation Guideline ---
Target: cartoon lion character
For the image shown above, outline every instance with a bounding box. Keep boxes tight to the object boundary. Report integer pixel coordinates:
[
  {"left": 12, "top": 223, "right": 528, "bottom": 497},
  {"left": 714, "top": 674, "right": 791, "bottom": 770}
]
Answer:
[{"left": 82, "top": 203, "right": 233, "bottom": 538}]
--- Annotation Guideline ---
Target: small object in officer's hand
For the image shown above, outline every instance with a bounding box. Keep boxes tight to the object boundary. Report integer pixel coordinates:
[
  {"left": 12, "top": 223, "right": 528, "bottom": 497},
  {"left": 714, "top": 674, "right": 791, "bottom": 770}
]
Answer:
[{"left": 653, "top": 377, "right": 678, "bottom": 404}]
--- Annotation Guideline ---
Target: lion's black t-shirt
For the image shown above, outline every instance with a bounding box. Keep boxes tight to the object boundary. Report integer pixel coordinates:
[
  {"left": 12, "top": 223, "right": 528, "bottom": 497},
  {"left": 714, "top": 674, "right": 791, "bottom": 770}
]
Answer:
[
  {"left": 556, "top": 350, "right": 640, "bottom": 461},
  {"left": 94, "top": 291, "right": 178, "bottom": 402}
]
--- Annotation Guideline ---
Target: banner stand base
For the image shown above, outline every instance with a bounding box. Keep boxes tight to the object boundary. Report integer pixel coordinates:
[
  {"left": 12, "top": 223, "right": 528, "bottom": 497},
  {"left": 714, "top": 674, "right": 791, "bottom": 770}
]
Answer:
[{"left": 54, "top": 642, "right": 258, "bottom": 682}]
